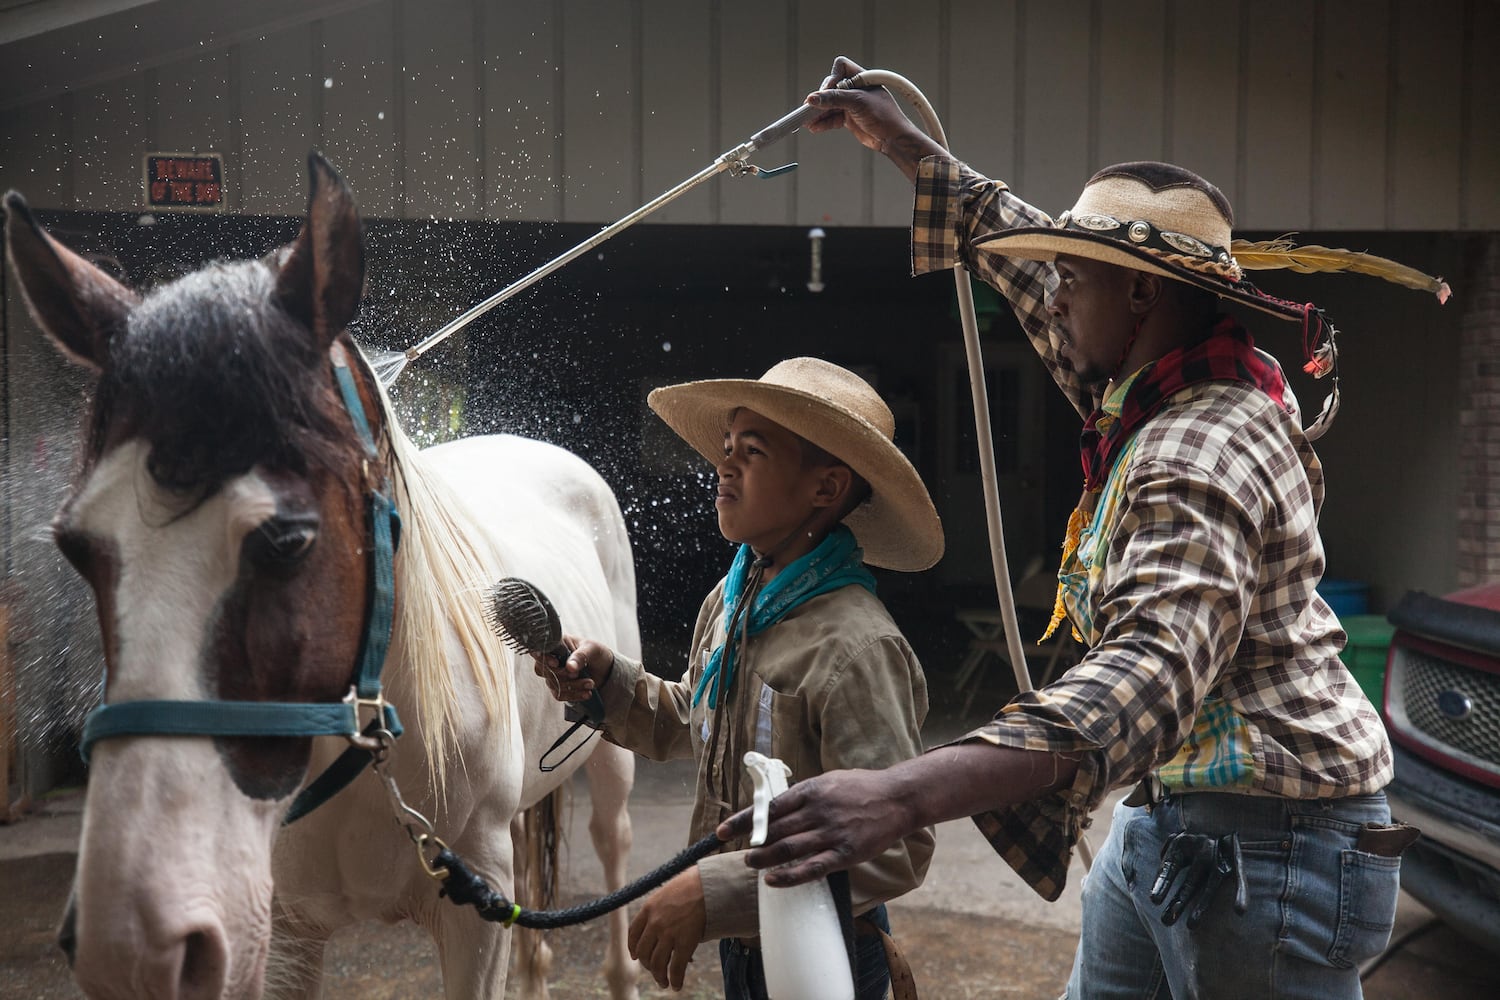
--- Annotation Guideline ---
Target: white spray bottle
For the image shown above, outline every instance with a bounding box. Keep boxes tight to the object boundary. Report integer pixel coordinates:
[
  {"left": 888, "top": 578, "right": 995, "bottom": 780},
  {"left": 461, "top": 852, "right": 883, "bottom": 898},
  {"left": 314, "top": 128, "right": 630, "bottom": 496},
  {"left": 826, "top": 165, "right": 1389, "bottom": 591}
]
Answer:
[{"left": 744, "top": 751, "right": 855, "bottom": 1000}]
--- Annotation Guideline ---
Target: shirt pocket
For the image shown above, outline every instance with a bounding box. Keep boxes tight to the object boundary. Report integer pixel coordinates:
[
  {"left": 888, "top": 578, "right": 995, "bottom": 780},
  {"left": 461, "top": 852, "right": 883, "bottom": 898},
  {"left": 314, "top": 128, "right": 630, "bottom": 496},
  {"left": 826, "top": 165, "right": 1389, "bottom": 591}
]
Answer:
[{"left": 764, "top": 683, "right": 810, "bottom": 780}]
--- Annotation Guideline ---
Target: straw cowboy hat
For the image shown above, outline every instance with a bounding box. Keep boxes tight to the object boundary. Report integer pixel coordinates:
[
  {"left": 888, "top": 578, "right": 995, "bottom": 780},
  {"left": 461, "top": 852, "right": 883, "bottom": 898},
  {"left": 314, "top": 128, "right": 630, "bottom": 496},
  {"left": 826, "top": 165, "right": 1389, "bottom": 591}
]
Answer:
[
  {"left": 648, "top": 357, "right": 943, "bottom": 572},
  {"left": 972, "top": 160, "right": 1449, "bottom": 329},
  {"left": 970, "top": 161, "right": 1451, "bottom": 440},
  {"left": 973, "top": 161, "right": 1312, "bottom": 323}
]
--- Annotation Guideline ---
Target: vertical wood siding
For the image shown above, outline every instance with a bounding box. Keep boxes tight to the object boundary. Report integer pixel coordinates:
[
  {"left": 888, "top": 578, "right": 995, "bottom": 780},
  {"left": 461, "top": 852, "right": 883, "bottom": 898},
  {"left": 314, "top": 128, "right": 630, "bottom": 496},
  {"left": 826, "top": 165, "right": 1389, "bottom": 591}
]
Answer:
[
  {"left": 1240, "top": 4, "right": 1315, "bottom": 226},
  {"left": 482, "top": 2, "right": 560, "bottom": 221},
  {"left": 0, "top": 0, "right": 1494, "bottom": 229},
  {"left": 1464, "top": 0, "right": 1500, "bottom": 228},
  {"left": 322, "top": 1, "right": 398, "bottom": 218},
  {"left": 717, "top": 0, "right": 794, "bottom": 226}
]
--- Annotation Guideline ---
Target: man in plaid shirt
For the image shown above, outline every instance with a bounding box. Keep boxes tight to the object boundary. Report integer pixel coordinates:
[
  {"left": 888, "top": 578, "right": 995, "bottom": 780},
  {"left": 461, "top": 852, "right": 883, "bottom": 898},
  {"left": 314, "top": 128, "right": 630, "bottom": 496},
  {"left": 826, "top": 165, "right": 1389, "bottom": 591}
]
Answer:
[{"left": 722, "top": 57, "right": 1425, "bottom": 999}]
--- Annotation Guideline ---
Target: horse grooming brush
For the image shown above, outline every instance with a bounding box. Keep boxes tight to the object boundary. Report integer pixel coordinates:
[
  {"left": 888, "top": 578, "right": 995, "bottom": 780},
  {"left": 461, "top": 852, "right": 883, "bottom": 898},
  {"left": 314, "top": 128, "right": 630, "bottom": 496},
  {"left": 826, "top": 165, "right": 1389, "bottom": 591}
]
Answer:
[
  {"left": 486, "top": 577, "right": 563, "bottom": 657},
  {"left": 486, "top": 577, "right": 605, "bottom": 770}
]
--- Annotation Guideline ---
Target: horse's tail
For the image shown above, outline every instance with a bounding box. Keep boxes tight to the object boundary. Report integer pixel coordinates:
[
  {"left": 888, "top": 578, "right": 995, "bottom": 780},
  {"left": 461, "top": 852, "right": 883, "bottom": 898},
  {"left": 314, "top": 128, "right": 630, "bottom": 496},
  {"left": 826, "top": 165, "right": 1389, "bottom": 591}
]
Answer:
[
  {"left": 520, "top": 785, "right": 566, "bottom": 912},
  {"left": 513, "top": 785, "right": 567, "bottom": 986}
]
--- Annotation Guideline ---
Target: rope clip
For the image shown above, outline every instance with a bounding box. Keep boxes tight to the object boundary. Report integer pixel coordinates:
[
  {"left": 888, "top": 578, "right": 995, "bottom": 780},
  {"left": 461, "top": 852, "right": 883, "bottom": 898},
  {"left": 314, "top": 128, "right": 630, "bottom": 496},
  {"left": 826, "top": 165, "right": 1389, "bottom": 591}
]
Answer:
[
  {"left": 412, "top": 831, "right": 452, "bottom": 882},
  {"left": 369, "top": 752, "right": 450, "bottom": 881}
]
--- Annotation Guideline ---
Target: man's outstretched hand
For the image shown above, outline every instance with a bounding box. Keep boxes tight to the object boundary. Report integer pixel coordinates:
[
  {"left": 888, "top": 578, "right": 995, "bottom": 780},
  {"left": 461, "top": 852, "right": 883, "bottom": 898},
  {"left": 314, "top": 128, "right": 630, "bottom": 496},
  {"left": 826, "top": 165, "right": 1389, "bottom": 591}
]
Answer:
[
  {"left": 718, "top": 743, "right": 1078, "bottom": 886},
  {"left": 803, "top": 55, "right": 947, "bottom": 181},
  {"left": 716, "top": 768, "right": 913, "bottom": 887}
]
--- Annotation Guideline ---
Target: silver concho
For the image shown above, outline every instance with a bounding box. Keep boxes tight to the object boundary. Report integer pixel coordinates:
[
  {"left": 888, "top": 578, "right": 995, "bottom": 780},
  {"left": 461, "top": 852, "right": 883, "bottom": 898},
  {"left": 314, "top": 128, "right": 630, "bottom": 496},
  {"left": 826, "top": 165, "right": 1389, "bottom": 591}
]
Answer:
[
  {"left": 1072, "top": 213, "right": 1122, "bottom": 232},
  {"left": 1127, "top": 221, "right": 1151, "bottom": 243},
  {"left": 1160, "top": 231, "right": 1214, "bottom": 258}
]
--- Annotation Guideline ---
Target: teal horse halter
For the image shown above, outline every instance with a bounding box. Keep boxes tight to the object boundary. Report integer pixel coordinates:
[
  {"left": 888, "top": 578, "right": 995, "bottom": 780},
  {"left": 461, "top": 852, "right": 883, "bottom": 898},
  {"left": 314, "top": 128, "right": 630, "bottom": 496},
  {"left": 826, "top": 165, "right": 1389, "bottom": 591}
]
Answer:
[{"left": 78, "top": 346, "right": 403, "bottom": 824}]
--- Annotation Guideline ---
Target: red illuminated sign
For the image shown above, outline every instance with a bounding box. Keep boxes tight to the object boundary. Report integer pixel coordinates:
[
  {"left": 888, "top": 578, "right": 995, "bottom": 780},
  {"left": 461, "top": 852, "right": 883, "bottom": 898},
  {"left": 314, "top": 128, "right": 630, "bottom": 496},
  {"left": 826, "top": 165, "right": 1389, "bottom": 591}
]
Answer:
[{"left": 143, "top": 153, "right": 225, "bottom": 211}]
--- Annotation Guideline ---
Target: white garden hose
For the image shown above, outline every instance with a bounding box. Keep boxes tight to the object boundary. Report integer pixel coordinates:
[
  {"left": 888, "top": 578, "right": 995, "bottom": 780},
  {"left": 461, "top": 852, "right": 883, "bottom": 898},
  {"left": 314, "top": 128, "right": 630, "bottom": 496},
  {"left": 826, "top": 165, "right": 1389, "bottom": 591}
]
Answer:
[
  {"left": 846, "top": 71, "right": 1033, "bottom": 694},
  {"left": 850, "top": 70, "right": 1093, "bottom": 868}
]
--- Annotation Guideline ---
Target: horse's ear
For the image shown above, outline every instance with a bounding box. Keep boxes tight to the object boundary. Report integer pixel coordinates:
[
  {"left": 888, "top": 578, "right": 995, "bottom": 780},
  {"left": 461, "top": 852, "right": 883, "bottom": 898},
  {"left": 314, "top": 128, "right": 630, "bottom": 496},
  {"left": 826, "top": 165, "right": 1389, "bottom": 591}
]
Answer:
[
  {"left": 3, "top": 190, "right": 139, "bottom": 372},
  {"left": 273, "top": 152, "right": 366, "bottom": 348}
]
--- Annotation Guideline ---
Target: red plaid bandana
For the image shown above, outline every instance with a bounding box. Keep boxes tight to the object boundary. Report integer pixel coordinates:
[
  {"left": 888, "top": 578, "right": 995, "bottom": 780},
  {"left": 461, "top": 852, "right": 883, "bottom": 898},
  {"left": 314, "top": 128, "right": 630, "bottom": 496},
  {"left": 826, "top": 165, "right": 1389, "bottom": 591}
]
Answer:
[{"left": 1080, "top": 316, "right": 1288, "bottom": 492}]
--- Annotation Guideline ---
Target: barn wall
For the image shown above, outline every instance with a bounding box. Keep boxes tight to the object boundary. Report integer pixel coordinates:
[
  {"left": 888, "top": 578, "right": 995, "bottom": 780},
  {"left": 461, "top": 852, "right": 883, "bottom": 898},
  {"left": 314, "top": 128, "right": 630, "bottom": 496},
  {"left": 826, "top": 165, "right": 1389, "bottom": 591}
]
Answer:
[{"left": 0, "top": 0, "right": 1493, "bottom": 230}]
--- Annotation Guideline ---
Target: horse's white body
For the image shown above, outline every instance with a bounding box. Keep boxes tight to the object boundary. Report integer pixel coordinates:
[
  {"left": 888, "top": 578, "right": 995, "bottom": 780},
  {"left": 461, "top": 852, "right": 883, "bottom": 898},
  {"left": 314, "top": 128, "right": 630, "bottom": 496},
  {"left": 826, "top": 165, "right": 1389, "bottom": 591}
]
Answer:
[{"left": 267, "top": 432, "right": 641, "bottom": 998}]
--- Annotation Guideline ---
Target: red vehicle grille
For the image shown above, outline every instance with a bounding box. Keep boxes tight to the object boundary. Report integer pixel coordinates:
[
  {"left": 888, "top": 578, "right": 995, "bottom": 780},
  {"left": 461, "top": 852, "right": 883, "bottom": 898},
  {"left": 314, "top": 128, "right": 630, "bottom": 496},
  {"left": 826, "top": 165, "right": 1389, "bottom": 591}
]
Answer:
[{"left": 1386, "top": 635, "right": 1500, "bottom": 787}]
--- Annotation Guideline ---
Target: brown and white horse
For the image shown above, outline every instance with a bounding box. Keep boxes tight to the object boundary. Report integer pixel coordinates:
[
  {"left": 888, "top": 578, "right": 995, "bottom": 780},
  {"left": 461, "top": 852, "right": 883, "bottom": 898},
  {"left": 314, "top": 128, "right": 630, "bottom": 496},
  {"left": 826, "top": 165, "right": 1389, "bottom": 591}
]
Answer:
[{"left": 3, "top": 155, "right": 640, "bottom": 1000}]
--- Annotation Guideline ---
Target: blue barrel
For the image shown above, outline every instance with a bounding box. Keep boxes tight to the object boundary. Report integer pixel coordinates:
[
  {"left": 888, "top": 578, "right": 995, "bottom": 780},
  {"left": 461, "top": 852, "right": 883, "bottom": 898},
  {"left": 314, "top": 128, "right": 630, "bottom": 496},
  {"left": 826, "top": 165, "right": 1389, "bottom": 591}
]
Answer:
[{"left": 1318, "top": 578, "right": 1370, "bottom": 617}]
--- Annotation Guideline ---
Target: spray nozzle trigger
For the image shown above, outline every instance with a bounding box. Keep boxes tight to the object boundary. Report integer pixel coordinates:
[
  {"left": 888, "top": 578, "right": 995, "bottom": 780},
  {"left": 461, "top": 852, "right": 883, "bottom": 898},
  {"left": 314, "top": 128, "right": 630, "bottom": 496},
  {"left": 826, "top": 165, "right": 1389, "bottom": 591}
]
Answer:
[
  {"left": 744, "top": 751, "right": 791, "bottom": 847},
  {"left": 752, "top": 162, "right": 798, "bottom": 179},
  {"left": 729, "top": 160, "right": 799, "bottom": 180}
]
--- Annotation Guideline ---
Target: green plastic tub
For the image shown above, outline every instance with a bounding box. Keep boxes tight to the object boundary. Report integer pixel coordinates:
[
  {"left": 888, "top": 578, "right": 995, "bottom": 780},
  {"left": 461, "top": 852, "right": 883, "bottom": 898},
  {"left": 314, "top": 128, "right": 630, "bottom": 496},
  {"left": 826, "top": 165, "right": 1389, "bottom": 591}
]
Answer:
[{"left": 1338, "top": 614, "right": 1395, "bottom": 707}]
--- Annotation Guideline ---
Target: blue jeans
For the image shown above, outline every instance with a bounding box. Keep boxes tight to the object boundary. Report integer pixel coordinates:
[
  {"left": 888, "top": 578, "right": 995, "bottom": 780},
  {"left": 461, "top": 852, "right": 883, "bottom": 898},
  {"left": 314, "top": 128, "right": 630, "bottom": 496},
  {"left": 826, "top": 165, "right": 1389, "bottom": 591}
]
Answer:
[
  {"left": 720, "top": 902, "right": 892, "bottom": 1000},
  {"left": 1066, "top": 790, "right": 1399, "bottom": 1000}
]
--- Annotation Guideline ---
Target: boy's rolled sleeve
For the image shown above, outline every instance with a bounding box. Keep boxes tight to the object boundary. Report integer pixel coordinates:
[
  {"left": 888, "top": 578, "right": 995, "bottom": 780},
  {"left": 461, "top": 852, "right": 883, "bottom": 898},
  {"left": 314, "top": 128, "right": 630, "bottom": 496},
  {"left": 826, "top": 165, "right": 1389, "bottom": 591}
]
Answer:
[
  {"left": 697, "top": 849, "right": 761, "bottom": 941},
  {"left": 596, "top": 651, "right": 697, "bottom": 763}
]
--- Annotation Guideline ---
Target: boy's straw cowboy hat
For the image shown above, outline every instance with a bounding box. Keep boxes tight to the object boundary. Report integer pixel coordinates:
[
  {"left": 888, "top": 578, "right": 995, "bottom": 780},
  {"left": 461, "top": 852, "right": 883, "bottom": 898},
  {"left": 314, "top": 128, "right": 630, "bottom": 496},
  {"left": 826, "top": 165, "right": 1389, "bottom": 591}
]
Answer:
[{"left": 649, "top": 357, "right": 943, "bottom": 572}]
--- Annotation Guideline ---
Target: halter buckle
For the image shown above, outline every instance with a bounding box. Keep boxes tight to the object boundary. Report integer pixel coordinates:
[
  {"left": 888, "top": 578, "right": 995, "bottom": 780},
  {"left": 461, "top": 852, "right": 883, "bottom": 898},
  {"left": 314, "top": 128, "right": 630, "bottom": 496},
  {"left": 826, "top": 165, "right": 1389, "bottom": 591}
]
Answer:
[{"left": 342, "top": 686, "right": 393, "bottom": 753}]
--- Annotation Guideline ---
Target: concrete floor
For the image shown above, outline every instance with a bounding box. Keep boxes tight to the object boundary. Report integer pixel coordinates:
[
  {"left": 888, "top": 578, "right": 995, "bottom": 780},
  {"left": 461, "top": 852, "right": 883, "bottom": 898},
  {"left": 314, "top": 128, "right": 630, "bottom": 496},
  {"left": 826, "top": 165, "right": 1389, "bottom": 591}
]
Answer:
[{"left": 3, "top": 661, "right": 1498, "bottom": 998}]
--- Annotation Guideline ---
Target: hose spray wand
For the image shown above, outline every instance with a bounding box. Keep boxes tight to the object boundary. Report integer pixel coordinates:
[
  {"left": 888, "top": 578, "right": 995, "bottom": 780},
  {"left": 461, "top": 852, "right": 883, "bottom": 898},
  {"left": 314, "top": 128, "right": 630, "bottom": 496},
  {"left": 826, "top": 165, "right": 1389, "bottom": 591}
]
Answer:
[
  {"left": 377, "top": 74, "right": 1042, "bottom": 724},
  {"left": 371, "top": 84, "right": 856, "bottom": 388},
  {"left": 386, "top": 77, "right": 1090, "bottom": 890}
]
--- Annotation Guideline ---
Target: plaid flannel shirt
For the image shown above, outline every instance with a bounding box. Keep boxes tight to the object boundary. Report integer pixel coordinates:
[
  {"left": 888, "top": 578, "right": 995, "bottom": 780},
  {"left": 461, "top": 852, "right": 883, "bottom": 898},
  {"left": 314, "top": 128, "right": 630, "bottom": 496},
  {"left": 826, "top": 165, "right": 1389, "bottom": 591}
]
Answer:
[{"left": 915, "top": 156, "right": 1393, "bottom": 900}]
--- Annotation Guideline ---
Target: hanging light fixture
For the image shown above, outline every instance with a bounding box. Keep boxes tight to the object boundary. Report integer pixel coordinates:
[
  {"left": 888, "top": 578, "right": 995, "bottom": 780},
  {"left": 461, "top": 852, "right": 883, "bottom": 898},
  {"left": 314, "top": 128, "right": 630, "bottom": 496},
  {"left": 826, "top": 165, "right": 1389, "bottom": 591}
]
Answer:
[{"left": 806, "top": 227, "right": 825, "bottom": 293}]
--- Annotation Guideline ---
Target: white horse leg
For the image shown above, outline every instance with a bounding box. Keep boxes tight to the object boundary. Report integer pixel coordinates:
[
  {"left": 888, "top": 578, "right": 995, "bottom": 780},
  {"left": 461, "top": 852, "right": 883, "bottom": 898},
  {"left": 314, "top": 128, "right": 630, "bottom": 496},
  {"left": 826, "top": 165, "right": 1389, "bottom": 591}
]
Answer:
[
  {"left": 586, "top": 741, "right": 641, "bottom": 1000},
  {"left": 430, "top": 904, "right": 513, "bottom": 1000},
  {"left": 423, "top": 829, "right": 517, "bottom": 1000},
  {"left": 512, "top": 923, "right": 554, "bottom": 1000}
]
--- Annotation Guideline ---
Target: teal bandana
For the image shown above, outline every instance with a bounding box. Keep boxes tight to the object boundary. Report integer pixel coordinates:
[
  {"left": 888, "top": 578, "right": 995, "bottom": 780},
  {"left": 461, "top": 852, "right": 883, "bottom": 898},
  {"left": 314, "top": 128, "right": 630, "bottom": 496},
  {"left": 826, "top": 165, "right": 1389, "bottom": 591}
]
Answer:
[{"left": 692, "top": 524, "right": 877, "bottom": 709}]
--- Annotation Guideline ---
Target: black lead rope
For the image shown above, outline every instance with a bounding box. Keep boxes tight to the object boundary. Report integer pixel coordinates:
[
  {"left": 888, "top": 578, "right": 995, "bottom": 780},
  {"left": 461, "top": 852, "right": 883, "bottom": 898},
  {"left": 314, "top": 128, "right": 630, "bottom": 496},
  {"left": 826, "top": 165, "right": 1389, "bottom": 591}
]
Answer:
[{"left": 435, "top": 831, "right": 724, "bottom": 929}]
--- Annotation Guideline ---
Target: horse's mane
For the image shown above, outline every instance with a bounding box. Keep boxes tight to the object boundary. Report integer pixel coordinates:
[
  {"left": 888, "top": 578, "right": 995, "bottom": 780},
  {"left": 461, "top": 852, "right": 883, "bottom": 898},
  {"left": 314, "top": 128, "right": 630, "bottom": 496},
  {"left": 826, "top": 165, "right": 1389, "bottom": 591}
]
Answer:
[
  {"left": 355, "top": 344, "right": 512, "bottom": 796},
  {"left": 97, "top": 262, "right": 358, "bottom": 491}
]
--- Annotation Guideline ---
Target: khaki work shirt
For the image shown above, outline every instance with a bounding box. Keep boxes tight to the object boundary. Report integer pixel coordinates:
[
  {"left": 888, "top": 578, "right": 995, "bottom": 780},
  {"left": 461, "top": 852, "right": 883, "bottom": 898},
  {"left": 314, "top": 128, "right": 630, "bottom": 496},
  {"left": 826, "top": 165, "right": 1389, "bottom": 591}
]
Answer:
[{"left": 599, "top": 577, "right": 935, "bottom": 940}]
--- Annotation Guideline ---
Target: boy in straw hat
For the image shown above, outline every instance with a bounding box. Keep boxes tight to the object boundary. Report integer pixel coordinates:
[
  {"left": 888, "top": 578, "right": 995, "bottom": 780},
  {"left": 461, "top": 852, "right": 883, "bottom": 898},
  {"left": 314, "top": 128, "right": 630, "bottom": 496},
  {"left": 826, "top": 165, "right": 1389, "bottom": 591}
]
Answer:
[
  {"left": 537, "top": 356, "right": 941, "bottom": 997},
  {"left": 721, "top": 57, "right": 1437, "bottom": 999}
]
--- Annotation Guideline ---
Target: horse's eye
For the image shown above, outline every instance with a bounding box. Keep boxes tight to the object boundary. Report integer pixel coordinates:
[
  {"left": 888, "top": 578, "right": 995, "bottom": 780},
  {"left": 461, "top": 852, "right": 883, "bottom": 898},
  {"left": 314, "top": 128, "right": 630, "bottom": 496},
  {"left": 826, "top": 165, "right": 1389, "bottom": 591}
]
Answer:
[{"left": 247, "top": 517, "right": 318, "bottom": 566}]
